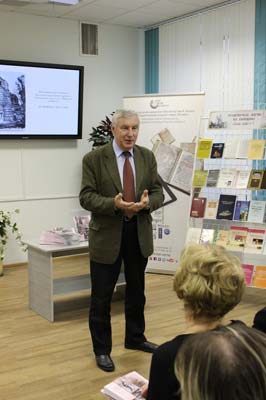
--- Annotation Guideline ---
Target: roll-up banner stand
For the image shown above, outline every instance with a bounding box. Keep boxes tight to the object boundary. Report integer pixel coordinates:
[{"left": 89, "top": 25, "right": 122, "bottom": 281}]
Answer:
[{"left": 124, "top": 93, "right": 205, "bottom": 273}]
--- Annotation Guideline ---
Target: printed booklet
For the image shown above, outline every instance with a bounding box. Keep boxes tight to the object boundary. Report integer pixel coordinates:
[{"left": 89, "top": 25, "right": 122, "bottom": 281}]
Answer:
[{"left": 102, "top": 371, "right": 148, "bottom": 400}]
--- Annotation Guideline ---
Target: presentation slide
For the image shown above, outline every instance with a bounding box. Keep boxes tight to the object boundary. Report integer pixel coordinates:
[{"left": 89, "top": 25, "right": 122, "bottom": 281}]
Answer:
[{"left": 0, "top": 62, "right": 82, "bottom": 137}]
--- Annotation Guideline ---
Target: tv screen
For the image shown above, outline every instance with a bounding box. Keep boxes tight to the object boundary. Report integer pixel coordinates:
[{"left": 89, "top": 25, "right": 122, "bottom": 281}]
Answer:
[{"left": 0, "top": 59, "right": 83, "bottom": 139}]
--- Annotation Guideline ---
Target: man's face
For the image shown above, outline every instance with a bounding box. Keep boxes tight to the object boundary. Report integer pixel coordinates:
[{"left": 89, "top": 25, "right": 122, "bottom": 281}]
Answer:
[{"left": 111, "top": 116, "right": 139, "bottom": 150}]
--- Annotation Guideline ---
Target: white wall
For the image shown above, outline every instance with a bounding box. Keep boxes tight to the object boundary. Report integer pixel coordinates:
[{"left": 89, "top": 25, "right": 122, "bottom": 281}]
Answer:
[
  {"left": 0, "top": 12, "right": 144, "bottom": 263},
  {"left": 159, "top": 0, "right": 255, "bottom": 116}
]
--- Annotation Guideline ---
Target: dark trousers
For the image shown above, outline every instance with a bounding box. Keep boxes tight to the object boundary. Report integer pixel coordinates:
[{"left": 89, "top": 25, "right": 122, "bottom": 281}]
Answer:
[{"left": 89, "top": 217, "right": 148, "bottom": 355}]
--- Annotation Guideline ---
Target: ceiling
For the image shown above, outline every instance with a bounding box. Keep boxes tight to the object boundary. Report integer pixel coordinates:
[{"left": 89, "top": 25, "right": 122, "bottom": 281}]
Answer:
[{"left": 0, "top": 0, "right": 233, "bottom": 28}]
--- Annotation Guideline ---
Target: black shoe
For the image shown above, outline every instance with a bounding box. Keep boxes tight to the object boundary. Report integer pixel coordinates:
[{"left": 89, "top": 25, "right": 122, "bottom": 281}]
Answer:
[
  {"left": 95, "top": 355, "right": 115, "bottom": 372},
  {"left": 125, "top": 340, "right": 158, "bottom": 353}
]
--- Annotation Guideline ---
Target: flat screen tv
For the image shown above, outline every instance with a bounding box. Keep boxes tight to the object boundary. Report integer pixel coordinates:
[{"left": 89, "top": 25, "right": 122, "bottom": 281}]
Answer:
[{"left": 0, "top": 59, "right": 83, "bottom": 139}]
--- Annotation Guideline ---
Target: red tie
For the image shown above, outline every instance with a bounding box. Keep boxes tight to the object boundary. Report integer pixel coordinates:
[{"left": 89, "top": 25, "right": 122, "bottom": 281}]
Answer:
[{"left": 123, "top": 151, "right": 135, "bottom": 217}]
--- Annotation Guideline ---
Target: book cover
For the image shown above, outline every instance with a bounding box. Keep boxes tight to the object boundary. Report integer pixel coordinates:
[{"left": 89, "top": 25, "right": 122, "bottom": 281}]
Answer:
[
  {"left": 102, "top": 371, "right": 148, "bottom": 400},
  {"left": 190, "top": 197, "right": 207, "bottom": 218},
  {"left": 253, "top": 266, "right": 266, "bottom": 288},
  {"left": 196, "top": 139, "right": 213, "bottom": 159},
  {"left": 260, "top": 170, "right": 266, "bottom": 190},
  {"left": 247, "top": 169, "right": 264, "bottom": 189},
  {"left": 247, "top": 139, "right": 265, "bottom": 160},
  {"left": 216, "top": 194, "right": 237, "bottom": 220},
  {"left": 204, "top": 200, "right": 219, "bottom": 219},
  {"left": 223, "top": 140, "right": 238, "bottom": 158},
  {"left": 210, "top": 143, "right": 224, "bottom": 158},
  {"left": 244, "top": 229, "right": 265, "bottom": 254},
  {"left": 233, "top": 200, "right": 250, "bottom": 221},
  {"left": 185, "top": 227, "right": 202, "bottom": 244},
  {"left": 242, "top": 264, "right": 255, "bottom": 287},
  {"left": 213, "top": 229, "right": 230, "bottom": 247},
  {"left": 247, "top": 201, "right": 266, "bottom": 223},
  {"left": 192, "top": 170, "right": 208, "bottom": 187},
  {"left": 206, "top": 169, "right": 220, "bottom": 187},
  {"left": 227, "top": 226, "right": 248, "bottom": 252},
  {"left": 235, "top": 170, "right": 250, "bottom": 189},
  {"left": 199, "top": 228, "right": 215, "bottom": 245},
  {"left": 216, "top": 168, "right": 237, "bottom": 188},
  {"left": 236, "top": 140, "right": 249, "bottom": 159}
]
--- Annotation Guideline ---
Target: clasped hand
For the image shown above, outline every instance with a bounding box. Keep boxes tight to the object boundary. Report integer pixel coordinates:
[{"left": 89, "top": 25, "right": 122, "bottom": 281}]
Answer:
[{"left": 114, "top": 189, "right": 149, "bottom": 213}]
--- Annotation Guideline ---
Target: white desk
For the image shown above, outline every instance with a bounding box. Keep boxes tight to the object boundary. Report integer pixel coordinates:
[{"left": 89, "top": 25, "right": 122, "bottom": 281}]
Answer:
[{"left": 26, "top": 240, "right": 125, "bottom": 322}]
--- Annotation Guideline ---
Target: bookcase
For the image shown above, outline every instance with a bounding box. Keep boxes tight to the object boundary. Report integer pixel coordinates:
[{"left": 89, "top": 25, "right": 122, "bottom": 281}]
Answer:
[{"left": 187, "top": 110, "right": 266, "bottom": 289}]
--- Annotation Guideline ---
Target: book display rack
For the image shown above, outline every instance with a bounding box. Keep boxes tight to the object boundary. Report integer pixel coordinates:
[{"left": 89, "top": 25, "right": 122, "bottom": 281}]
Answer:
[{"left": 187, "top": 110, "right": 266, "bottom": 288}]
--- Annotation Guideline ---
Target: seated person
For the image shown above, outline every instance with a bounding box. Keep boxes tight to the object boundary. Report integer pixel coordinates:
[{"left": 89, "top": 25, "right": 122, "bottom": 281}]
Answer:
[
  {"left": 175, "top": 322, "right": 266, "bottom": 400},
  {"left": 146, "top": 243, "right": 245, "bottom": 400}
]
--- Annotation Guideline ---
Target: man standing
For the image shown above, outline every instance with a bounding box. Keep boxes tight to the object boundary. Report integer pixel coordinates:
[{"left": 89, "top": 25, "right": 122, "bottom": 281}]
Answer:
[{"left": 79, "top": 109, "right": 164, "bottom": 372}]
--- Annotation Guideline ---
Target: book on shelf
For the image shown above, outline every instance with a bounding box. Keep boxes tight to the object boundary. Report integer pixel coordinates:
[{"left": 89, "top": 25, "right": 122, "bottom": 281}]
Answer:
[
  {"left": 206, "top": 169, "right": 220, "bottom": 187},
  {"left": 210, "top": 143, "right": 224, "bottom": 158},
  {"left": 253, "top": 266, "right": 266, "bottom": 289},
  {"left": 223, "top": 140, "right": 249, "bottom": 159},
  {"left": 260, "top": 170, "right": 266, "bottom": 190},
  {"left": 247, "top": 201, "right": 266, "bottom": 223},
  {"left": 213, "top": 229, "right": 230, "bottom": 247},
  {"left": 236, "top": 140, "right": 249, "bottom": 159},
  {"left": 235, "top": 170, "right": 251, "bottom": 189},
  {"left": 233, "top": 200, "right": 250, "bottom": 221},
  {"left": 227, "top": 226, "right": 248, "bottom": 252},
  {"left": 185, "top": 227, "right": 202, "bottom": 244},
  {"left": 247, "top": 139, "right": 265, "bottom": 160},
  {"left": 192, "top": 170, "right": 208, "bottom": 187},
  {"left": 247, "top": 169, "right": 264, "bottom": 189},
  {"left": 216, "top": 194, "right": 237, "bottom": 220},
  {"left": 244, "top": 229, "right": 266, "bottom": 254},
  {"left": 101, "top": 371, "right": 148, "bottom": 400},
  {"left": 241, "top": 264, "right": 255, "bottom": 287},
  {"left": 196, "top": 139, "right": 213, "bottom": 159},
  {"left": 216, "top": 168, "right": 237, "bottom": 188},
  {"left": 204, "top": 199, "right": 219, "bottom": 219},
  {"left": 190, "top": 197, "right": 207, "bottom": 218},
  {"left": 199, "top": 228, "right": 215, "bottom": 245},
  {"left": 223, "top": 140, "right": 238, "bottom": 158}
]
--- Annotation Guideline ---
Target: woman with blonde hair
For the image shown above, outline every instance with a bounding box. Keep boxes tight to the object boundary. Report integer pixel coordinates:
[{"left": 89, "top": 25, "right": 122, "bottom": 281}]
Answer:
[
  {"left": 175, "top": 323, "right": 266, "bottom": 400},
  {"left": 146, "top": 243, "right": 246, "bottom": 400}
]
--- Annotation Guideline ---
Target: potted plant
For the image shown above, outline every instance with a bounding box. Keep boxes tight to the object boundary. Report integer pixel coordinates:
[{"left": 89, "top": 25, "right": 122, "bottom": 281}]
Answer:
[
  {"left": 0, "top": 209, "right": 26, "bottom": 276},
  {"left": 88, "top": 113, "right": 113, "bottom": 148}
]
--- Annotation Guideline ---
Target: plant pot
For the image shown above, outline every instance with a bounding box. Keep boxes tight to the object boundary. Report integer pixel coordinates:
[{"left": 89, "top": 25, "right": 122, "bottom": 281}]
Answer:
[{"left": 0, "top": 260, "right": 3, "bottom": 276}]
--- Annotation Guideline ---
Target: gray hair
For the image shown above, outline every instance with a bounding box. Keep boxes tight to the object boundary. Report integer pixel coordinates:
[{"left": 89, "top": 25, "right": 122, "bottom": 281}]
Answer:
[{"left": 112, "top": 109, "right": 139, "bottom": 126}]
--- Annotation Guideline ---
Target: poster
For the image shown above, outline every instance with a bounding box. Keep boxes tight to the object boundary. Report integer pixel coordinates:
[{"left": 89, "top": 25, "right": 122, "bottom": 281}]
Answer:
[
  {"left": 208, "top": 110, "right": 266, "bottom": 130},
  {"left": 124, "top": 93, "right": 204, "bottom": 273}
]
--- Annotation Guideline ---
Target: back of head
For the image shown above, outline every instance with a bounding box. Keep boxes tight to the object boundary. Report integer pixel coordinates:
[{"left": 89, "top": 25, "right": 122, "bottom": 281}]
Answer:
[
  {"left": 173, "top": 244, "right": 245, "bottom": 320},
  {"left": 175, "top": 323, "right": 266, "bottom": 400}
]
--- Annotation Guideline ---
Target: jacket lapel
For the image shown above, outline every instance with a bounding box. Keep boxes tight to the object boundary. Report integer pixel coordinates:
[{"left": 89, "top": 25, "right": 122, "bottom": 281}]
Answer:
[{"left": 103, "top": 142, "right": 122, "bottom": 193}]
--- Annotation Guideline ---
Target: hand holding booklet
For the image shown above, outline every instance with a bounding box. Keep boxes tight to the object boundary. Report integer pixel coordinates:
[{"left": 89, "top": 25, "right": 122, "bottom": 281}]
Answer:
[{"left": 102, "top": 371, "right": 148, "bottom": 400}]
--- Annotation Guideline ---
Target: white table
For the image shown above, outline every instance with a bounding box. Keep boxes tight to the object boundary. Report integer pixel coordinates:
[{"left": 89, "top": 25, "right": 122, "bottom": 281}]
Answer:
[{"left": 26, "top": 240, "right": 125, "bottom": 322}]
